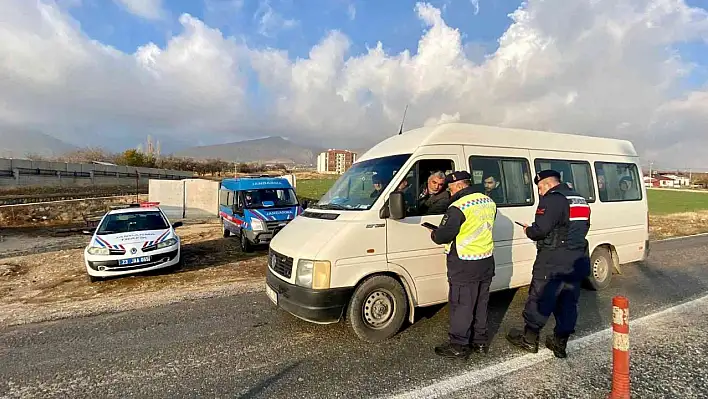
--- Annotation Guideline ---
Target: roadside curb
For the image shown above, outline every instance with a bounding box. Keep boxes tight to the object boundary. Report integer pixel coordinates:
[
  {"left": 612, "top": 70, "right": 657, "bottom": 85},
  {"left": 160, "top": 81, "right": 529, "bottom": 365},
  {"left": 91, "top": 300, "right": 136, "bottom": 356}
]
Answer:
[{"left": 656, "top": 232, "right": 708, "bottom": 242}]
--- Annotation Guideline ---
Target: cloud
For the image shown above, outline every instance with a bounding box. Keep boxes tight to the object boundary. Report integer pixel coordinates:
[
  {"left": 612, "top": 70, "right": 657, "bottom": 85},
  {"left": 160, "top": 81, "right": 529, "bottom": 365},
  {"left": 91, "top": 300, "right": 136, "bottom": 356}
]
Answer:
[
  {"left": 254, "top": 0, "right": 298, "bottom": 37},
  {"left": 347, "top": 3, "right": 356, "bottom": 20},
  {"left": 470, "top": 0, "right": 479, "bottom": 15},
  {"left": 0, "top": 0, "right": 708, "bottom": 166},
  {"left": 114, "top": 0, "right": 165, "bottom": 20}
]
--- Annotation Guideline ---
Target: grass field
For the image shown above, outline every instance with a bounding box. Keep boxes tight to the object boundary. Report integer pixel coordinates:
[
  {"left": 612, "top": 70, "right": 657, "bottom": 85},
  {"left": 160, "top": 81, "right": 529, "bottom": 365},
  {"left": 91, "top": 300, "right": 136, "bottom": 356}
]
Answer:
[
  {"left": 296, "top": 176, "right": 338, "bottom": 202},
  {"left": 647, "top": 189, "right": 708, "bottom": 215}
]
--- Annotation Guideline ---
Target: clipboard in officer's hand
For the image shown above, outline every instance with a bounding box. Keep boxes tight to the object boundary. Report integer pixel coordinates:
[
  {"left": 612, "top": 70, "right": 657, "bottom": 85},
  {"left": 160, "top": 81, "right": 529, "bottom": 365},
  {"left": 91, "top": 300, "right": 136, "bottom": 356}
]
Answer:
[{"left": 421, "top": 222, "right": 438, "bottom": 230}]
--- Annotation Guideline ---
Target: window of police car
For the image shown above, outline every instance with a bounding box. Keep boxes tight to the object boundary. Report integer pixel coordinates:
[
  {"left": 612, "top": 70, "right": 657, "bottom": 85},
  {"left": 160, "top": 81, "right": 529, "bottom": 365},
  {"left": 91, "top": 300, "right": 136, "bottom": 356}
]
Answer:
[
  {"left": 469, "top": 156, "right": 534, "bottom": 207},
  {"left": 595, "top": 162, "right": 642, "bottom": 202},
  {"left": 534, "top": 159, "right": 596, "bottom": 202},
  {"left": 96, "top": 211, "right": 169, "bottom": 235}
]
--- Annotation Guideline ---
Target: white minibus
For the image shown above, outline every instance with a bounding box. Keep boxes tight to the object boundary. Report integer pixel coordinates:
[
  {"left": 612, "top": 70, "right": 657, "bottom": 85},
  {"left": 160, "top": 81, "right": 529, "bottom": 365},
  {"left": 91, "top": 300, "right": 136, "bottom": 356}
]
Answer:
[{"left": 265, "top": 123, "right": 649, "bottom": 342}]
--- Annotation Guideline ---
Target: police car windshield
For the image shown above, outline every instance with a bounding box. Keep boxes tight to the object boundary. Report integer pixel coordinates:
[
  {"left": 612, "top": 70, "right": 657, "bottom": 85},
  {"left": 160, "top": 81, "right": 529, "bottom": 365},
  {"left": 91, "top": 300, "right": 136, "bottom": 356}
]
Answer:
[
  {"left": 313, "top": 154, "right": 411, "bottom": 211},
  {"left": 96, "top": 211, "right": 169, "bottom": 235},
  {"left": 243, "top": 188, "right": 298, "bottom": 209}
]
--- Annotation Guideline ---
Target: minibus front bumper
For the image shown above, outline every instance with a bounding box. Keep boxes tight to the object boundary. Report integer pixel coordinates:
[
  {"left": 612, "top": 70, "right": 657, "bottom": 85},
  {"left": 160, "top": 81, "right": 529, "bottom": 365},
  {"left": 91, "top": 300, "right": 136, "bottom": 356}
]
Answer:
[{"left": 266, "top": 268, "right": 353, "bottom": 324}]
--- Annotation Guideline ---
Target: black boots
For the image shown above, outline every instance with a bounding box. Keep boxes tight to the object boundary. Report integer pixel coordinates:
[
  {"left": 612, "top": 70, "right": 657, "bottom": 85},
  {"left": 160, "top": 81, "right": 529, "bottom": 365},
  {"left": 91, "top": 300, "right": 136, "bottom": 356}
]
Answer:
[
  {"left": 506, "top": 327, "right": 539, "bottom": 353},
  {"left": 545, "top": 335, "right": 569, "bottom": 358},
  {"left": 469, "top": 343, "right": 489, "bottom": 355},
  {"left": 434, "top": 343, "right": 470, "bottom": 359}
]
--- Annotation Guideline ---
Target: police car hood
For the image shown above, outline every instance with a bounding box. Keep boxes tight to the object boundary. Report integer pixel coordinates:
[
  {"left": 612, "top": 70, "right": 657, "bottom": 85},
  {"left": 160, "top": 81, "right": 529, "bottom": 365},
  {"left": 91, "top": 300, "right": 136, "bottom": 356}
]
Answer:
[{"left": 92, "top": 229, "right": 173, "bottom": 249}]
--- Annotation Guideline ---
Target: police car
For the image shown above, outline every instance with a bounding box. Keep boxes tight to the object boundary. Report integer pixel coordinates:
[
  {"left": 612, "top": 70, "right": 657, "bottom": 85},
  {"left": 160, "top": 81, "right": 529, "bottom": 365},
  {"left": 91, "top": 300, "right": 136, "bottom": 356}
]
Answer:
[{"left": 83, "top": 203, "right": 183, "bottom": 282}]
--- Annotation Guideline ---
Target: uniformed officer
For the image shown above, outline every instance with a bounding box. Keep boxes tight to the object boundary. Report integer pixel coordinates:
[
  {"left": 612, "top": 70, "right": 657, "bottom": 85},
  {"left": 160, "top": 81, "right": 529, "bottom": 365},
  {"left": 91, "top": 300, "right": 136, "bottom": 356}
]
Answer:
[
  {"left": 506, "top": 169, "right": 591, "bottom": 358},
  {"left": 425, "top": 171, "right": 497, "bottom": 359}
]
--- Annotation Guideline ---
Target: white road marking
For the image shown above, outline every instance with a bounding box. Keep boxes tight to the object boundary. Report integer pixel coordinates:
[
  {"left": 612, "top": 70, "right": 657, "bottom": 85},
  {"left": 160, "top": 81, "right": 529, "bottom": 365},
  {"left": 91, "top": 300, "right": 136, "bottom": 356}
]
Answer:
[
  {"left": 386, "top": 293, "right": 708, "bottom": 399},
  {"left": 657, "top": 232, "right": 708, "bottom": 242}
]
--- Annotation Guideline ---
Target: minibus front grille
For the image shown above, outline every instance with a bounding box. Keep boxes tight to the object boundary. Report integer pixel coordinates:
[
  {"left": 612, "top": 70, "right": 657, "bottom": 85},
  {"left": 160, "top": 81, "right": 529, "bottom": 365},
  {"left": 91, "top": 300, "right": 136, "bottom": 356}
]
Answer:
[{"left": 269, "top": 249, "right": 293, "bottom": 278}]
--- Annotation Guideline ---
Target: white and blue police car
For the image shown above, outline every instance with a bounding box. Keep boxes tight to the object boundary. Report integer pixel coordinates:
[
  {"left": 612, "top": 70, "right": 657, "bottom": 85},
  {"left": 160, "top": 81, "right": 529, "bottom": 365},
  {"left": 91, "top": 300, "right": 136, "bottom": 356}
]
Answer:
[{"left": 83, "top": 204, "right": 183, "bottom": 282}]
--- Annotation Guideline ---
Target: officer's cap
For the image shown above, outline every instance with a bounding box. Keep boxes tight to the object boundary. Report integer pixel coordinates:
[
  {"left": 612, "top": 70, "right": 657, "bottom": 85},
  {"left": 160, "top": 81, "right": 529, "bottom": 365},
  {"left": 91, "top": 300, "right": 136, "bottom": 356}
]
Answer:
[
  {"left": 534, "top": 169, "right": 561, "bottom": 185},
  {"left": 445, "top": 171, "right": 471, "bottom": 184}
]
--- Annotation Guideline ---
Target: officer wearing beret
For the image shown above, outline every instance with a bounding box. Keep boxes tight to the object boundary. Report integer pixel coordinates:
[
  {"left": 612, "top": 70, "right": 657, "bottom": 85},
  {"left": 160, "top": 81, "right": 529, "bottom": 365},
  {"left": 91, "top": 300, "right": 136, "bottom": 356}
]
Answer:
[
  {"left": 506, "top": 169, "right": 591, "bottom": 358},
  {"left": 425, "top": 171, "right": 497, "bottom": 359}
]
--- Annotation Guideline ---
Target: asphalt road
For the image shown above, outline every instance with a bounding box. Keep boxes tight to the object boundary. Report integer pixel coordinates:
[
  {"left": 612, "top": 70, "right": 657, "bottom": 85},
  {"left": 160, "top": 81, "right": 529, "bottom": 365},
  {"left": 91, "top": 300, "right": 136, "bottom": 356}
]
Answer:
[{"left": 2, "top": 235, "right": 708, "bottom": 399}]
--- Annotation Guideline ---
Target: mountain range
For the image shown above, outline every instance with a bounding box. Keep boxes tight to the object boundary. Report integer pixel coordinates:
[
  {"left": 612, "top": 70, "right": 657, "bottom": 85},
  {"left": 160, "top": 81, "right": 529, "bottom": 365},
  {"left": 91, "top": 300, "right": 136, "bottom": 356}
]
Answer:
[{"left": 0, "top": 130, "right": 368, "bottom": 164}]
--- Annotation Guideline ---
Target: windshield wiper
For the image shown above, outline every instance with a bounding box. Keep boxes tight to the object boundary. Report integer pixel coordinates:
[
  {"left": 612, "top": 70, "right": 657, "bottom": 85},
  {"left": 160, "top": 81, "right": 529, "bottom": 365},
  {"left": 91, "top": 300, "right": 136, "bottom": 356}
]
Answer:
[{"left": 312, "top": 203, "right": 348, "bottom": 210}]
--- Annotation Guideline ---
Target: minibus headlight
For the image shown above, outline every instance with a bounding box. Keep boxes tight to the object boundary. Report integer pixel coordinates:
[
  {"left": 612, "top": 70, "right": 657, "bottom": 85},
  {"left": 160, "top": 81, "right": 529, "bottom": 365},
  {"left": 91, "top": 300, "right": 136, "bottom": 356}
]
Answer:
[
  {"left": 87, "top": 247, "right": 110, "bottom": 255},
  {"left": 295, "top": 259, "right": 331, "bottom": 289},
  {"left": 251, "top": 219, "right": 265, "bottom": 231}
]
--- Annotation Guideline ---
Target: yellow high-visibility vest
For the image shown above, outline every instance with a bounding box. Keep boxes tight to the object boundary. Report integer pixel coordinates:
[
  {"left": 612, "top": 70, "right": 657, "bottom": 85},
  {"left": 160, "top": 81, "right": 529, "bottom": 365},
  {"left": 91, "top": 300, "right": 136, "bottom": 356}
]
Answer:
[{"left": 444, "top": 193, "right": 496, "bottom": 260}]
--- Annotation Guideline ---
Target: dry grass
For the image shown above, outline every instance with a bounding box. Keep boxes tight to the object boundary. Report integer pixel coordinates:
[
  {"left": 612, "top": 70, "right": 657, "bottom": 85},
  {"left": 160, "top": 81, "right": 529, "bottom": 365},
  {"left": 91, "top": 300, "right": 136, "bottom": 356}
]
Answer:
[
  {"left": 0, "top": 222, "right": 268, "bottom": 328},
  {"left": 649, "top": 210, "right": 708, "bottom": 240}
]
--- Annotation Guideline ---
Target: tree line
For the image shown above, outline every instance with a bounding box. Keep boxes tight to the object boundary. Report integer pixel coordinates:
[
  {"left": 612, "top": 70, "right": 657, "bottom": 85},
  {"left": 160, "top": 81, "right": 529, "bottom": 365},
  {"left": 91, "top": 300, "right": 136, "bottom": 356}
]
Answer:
[{"left": 25, "top": 148, "right": 290, "bottom": 176}]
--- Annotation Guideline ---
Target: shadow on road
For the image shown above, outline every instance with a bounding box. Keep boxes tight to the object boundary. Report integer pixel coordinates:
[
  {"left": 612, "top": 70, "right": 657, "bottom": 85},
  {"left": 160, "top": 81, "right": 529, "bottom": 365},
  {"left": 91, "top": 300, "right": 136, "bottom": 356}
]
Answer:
[{"left": 237, "top": 361, "right": 302, "bottom": 399}]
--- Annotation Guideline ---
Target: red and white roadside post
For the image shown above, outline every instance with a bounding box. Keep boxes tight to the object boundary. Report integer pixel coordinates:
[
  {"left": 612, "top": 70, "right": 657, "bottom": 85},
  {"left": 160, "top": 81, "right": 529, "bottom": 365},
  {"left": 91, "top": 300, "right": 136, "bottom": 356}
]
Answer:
[{"left": 608, "top": 296, "right": 630, "bottom": 399}]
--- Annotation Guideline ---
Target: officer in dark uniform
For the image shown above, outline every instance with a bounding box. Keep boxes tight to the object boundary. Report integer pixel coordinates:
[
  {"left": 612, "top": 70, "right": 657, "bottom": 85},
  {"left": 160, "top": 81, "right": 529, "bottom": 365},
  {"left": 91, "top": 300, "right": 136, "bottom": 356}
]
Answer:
[
  {"left": 506, "top": 169, "right": 591, "bottom": 358},
  {"left": 425, "top": 171, "right": 497, "bottom": 359}
]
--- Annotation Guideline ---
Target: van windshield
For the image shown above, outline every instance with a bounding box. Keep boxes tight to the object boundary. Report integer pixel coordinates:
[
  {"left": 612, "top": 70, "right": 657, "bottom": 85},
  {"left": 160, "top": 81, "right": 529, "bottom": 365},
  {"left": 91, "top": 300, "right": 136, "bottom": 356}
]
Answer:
[
  {"left": 312, "top": 154, "right": 411, "bottom": 211},
  {"left": 244, "top": 188, "right": 298, "bottom": 209}
]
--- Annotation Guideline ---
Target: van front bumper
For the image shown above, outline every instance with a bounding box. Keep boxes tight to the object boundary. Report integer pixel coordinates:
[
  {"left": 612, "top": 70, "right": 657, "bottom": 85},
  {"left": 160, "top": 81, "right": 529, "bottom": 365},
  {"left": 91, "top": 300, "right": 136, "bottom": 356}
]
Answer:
[{"left": 266, "top": 268, "right": 353, "bottom": 324}]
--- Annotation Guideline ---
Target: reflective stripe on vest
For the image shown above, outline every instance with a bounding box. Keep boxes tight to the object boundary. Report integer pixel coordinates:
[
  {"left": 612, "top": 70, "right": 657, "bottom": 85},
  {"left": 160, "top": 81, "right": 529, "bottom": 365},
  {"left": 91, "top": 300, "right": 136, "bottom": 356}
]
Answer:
[{"left": 444, "top": 193, "right": 496, "bottom": 260}]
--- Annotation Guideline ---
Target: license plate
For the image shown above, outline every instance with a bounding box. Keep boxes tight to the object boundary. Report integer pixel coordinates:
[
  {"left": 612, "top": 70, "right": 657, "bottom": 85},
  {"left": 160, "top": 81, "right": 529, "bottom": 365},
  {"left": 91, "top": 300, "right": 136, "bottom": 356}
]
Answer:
[
  {"left": 119, "top": 256, "right": 150, "bottom": 266},
  {"left": 266, "top": 285, "right": 278, "bottom": 305}
]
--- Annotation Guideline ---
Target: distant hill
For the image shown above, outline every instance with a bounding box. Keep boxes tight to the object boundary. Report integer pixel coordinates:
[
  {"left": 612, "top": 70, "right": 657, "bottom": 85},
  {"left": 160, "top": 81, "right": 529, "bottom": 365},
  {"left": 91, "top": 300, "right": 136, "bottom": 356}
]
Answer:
[
  {"left": 0, "top": 127, "right": 76, "bottom": 158},
  {"left": 175, "top": 136, "right": 323, "bottom": 165}
]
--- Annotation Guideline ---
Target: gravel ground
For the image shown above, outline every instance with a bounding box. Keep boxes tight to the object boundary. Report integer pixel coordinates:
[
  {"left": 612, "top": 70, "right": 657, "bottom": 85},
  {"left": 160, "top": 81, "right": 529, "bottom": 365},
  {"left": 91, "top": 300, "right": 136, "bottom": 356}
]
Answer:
[{"left": 0, "top": 221, "right": 268, "bottom": 328}]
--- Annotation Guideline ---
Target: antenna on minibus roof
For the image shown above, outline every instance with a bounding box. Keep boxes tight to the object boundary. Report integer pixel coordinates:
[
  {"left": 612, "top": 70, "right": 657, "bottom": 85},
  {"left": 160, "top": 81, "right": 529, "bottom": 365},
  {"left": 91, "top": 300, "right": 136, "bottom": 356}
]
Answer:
[{"left": 398, "top": 104, "right": 409, "bottom": 135}]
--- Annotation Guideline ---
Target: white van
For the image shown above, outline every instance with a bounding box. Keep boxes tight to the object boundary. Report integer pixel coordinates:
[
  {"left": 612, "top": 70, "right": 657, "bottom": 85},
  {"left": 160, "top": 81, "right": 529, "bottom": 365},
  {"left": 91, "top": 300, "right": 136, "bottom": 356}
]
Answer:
[{"left": 265, "top": 123, "right": 649, "bottom": 342}]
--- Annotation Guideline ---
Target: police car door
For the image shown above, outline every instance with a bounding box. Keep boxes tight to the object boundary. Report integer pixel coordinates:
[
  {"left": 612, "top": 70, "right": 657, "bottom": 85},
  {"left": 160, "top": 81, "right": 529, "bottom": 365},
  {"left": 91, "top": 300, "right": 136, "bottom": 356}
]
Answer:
[{"left": 386, "top": 151, "right": 460, "bottom": 306}]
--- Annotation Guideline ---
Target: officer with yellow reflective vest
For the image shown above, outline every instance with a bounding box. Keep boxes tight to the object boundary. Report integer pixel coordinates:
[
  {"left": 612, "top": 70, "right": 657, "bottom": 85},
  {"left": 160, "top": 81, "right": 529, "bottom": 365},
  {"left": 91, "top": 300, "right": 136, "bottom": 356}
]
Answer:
[{"left": 425, "top": 171, "right": 497, "bottom": 359}]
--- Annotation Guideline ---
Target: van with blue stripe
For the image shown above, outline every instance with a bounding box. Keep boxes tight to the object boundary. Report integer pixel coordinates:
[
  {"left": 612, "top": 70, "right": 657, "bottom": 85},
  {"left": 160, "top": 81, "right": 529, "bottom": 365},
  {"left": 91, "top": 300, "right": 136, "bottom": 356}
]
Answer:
[{"left": 219, "top": 175, "right": 304, "bottom": 252}]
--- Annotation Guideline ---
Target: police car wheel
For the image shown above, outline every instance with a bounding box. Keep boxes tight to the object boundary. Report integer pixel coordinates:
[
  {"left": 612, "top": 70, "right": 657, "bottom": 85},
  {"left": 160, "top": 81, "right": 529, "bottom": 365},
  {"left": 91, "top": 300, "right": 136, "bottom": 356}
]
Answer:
[
  {"left": 586, "top": 247, "right": 612, "bottom": 291},
  {"left": 347, "top": 275, "right": 408, "bottom": 343},
  {"left": 88, "top": 274, "right": 101, "bottom": 283}
]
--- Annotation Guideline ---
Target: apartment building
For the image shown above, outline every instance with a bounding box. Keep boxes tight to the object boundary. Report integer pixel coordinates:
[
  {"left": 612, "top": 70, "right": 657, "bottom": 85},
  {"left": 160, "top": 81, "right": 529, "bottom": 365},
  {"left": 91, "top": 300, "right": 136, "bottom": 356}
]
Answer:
[{"left": 316, "top": 149, "right": 357, "bottom": 174}]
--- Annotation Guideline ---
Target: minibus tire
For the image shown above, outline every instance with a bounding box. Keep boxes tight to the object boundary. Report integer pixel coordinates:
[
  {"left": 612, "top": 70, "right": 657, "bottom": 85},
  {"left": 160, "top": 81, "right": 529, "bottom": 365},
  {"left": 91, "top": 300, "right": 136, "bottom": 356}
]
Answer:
[
  {"left": 347, "top": 275, "right": 408, "bottom": 343},
  {"left": 221, "top": 219, "right": 230, "bottom": 238},
  {"left": 586, "top": 247, "right": 612, "bottom": 291},
  {"left": 240, "top": 231, "right": 253, "bottom": 253}
]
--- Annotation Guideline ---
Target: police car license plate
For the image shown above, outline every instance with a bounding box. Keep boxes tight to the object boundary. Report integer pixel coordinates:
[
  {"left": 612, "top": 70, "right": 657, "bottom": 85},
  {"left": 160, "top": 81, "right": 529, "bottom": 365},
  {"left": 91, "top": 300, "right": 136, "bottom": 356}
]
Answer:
[
  {"left": 266, "top": 285, "right": 278, "bottom": 305},
  {"left": 119, "top": 256, "right": 150, "bottom": 266}
]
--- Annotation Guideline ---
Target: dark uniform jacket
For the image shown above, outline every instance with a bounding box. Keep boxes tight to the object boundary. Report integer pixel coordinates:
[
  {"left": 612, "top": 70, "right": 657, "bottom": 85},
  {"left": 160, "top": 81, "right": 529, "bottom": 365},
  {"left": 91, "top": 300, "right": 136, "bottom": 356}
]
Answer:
[
  {"left": 525, "top": 183, "right": 591, "bottom": 281},
  {"left": 431, "top": 186, "right": 495, "bottom": 283}
]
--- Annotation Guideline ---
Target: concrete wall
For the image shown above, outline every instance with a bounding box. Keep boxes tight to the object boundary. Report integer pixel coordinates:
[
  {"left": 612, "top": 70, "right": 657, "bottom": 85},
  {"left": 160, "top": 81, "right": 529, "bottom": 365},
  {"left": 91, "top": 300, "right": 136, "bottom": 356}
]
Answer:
[
  {"left": 0, "top": 158, "right": 193, "bottom": 190},
  {"left": 149, "top": 178, "right": 219, "bottom": 220}
]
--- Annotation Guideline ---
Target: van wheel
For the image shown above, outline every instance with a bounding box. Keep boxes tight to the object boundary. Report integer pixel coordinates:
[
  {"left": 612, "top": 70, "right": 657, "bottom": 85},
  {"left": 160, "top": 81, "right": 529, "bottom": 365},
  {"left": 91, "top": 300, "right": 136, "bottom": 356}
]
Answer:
[
  {"left": 221, "top": 219, "right": 231, "bottom": 238},
  {"left": 240, "top": 231, "right": 253, "bottom": 253},
  {"left": 586, "top": 247, "right": 613, "bottom": 291},
  {"left": 347, "top": 275, "right": 408, "bottom": 343}
]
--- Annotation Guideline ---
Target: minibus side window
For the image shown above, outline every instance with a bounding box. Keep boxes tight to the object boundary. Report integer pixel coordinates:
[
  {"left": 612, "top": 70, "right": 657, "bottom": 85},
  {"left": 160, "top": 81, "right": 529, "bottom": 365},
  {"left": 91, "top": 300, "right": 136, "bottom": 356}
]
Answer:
[
  {"left": 534, "top": 159, "right": 596, "bottom": 202},
  {"left": 469, "top": 156, "right": 534, "bottom": 207},
  {"left": 219, "top": 190, "right": 229, "bottom": 207},
  {"left": 396, "top": 158, "right": 455, "bottom": 216},
  {"left": 594, "top": 162, "right": 642, "bottom": 202}
]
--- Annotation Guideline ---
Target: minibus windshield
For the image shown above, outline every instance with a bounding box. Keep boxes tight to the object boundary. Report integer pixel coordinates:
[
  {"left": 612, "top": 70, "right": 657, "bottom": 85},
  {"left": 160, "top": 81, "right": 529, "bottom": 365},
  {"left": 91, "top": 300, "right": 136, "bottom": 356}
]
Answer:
[
  {"left": 312, "top": 154, "right": 411, "bottom": 211},
  {"left": 243, "top": 188, "right": 299, "bottom": 209}
]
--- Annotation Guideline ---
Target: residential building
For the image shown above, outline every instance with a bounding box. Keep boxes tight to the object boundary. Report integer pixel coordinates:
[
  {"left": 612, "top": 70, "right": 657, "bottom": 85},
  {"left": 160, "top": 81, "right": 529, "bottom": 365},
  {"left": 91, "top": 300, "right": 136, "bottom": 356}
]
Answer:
[{"left": 317, "top": 149, "right": 357, "bottom": 174}]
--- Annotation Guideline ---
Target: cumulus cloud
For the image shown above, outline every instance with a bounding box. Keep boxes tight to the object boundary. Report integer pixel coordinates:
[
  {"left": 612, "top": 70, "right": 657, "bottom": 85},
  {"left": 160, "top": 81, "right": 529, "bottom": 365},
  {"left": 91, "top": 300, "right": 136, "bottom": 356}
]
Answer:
[
  {"left": 114, "top": 0, "right": 165, "bottom": 20},
  {"left": 0, "top": 0, "right": 707, "bottom": 166},
  {"left": 254, "top": 0, "right": 298, "bottom": 37}
]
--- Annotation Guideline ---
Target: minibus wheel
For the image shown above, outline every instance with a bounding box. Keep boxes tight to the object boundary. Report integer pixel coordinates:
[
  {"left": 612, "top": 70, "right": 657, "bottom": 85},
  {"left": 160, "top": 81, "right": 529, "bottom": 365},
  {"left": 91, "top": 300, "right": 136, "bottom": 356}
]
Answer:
[
  {"left": 347, "top": 275, "right": 408, "bottom": 343},
  {"left": 240, "top": 231, "right": 253, "bottom": 253},
  {"left": 586, "top": 247, "right": 612, "bottom": 290},
  {"left": 221, "top": 218, "right": 230, "bottom": 238}
]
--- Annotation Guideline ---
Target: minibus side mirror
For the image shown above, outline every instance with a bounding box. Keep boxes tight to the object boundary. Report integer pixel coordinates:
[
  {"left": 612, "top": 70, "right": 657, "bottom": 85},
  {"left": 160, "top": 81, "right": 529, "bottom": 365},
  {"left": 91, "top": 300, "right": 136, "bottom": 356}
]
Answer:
[
  {"left": 301, "top": 199, "right": 309, "bottom": 210},
  {"left": 388, "top": 192, "right": 406, "bottom": 220}
]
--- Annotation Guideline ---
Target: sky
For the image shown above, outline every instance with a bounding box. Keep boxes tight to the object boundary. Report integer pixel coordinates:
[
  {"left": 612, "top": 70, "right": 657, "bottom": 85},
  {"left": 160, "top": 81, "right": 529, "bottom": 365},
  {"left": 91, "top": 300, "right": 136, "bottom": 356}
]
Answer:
[{"left": 1, "top": 0, "right": 708, "bottom": 169}]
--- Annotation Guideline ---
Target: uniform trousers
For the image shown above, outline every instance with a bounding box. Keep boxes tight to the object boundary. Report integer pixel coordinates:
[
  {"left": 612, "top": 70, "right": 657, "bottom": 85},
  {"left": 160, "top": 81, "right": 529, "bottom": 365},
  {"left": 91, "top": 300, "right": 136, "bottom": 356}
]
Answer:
[
  {"left": 522, "top": 277, "right": 581, "bottom": 338},
  {"left": 448, "top": 279, "right": 492, "bottom": 345}
]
